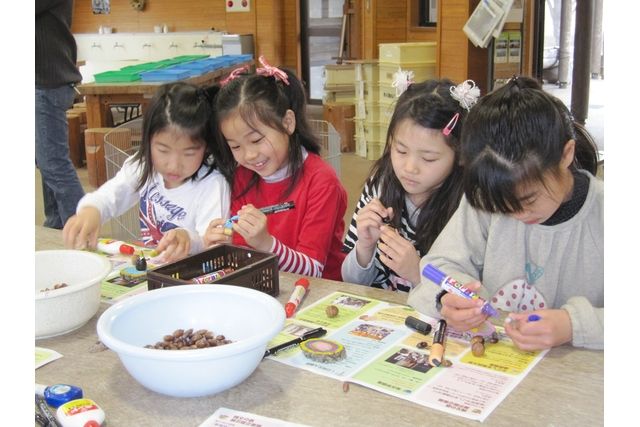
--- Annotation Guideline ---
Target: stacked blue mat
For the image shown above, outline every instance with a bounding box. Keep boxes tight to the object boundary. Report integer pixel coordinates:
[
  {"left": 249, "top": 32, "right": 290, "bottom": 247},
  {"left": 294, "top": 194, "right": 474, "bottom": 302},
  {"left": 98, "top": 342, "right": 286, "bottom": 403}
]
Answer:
[{"left": 139, "top": 54, "right": 254, "bottom": 82}]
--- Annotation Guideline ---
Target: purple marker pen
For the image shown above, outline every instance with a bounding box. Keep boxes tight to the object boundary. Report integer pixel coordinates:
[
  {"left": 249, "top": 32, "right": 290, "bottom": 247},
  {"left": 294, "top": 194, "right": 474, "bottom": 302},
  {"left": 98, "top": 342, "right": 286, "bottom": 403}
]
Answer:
[{"left": 422, "top": 264, "right": 499, "bottom": 317}]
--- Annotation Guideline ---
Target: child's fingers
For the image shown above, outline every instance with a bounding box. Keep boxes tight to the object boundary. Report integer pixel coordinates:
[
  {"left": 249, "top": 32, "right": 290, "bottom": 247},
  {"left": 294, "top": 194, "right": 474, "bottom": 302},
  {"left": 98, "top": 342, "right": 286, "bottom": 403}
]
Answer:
[
  {"left": 159, "top": 238, "right": 188, "bottom": 263},
  {"left": 441, "top": 291, "right": 485, "bottom": 311},
  {"left": 505, "top": 326, "right": 548, "bottom": 351},
  {"left": 360, "top": 200, "right": 390, "bottom": 222},
  {"left": 463, "top": 280, "right": 482, "bottom": 292},
  {"left": 156, "top": 230, "right": 178, "bottom": 253},
  {"left": 357, "top": 212, "right": 383, "bottom": 231},
  {"left": 207, "top": 218, "right": 226, "bottom": 230},
  {"left": 74, "top": 222, "right": 96, "bottom": 250},
  {"left": 205, "top": 228, "right": 231, "bottom": 247},
  {"left": 62, "top": 218, "right": 78, "bottom": 248},
  {"left": 441, "top": 305, "right": 487, "bottom": 332},
  {"left": 87, "top": 228, "right": 99, "bottom": 249}
]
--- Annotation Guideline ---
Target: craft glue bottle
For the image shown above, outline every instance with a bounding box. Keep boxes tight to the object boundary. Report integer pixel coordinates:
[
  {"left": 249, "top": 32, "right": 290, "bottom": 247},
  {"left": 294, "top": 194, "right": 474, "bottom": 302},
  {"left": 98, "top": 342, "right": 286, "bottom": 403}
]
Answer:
[
  {"left": 35, "top": 383, "right": 83, "bottom": 408},
  {"left": 56, "top": 398, "right": 106, "bottom": 427},
  {"left": 97, "top": 238, "right": 135, "bottom": 255}
]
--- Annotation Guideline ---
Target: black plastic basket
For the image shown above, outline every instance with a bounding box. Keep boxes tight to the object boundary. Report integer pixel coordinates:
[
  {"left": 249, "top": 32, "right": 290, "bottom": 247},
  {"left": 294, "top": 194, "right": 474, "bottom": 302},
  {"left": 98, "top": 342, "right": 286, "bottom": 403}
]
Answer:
[{"left": 146, "top": 244, "right": 279, "bottom": 297}]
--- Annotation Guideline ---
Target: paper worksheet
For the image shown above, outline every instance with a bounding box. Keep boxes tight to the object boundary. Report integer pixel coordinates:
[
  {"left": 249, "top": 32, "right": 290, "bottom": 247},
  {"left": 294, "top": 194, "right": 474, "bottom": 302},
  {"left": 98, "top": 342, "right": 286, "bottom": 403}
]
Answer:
[
  {"left": 199, "top": 407, "right": 311, "bottom": 427},
  {"left": 35, "top": 347, "right": 63, "bottom": 369},
  {"left": 266, "top": 292, "right": 547, "bottom": 422}
]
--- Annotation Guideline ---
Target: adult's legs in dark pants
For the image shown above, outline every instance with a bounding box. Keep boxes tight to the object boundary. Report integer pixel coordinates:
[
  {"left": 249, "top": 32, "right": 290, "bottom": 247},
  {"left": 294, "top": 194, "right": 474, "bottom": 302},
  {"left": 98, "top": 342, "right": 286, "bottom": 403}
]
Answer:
[{"left": 35, "top": 85, "right": 85, "bottom": 229}]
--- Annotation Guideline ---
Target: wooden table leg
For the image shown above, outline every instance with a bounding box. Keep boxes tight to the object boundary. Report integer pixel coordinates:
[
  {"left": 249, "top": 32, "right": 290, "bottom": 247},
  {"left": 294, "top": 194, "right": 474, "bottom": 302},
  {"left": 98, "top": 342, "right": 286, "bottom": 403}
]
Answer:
[{"left": 85, "top": 95, "right": 113, "bottom": 129}]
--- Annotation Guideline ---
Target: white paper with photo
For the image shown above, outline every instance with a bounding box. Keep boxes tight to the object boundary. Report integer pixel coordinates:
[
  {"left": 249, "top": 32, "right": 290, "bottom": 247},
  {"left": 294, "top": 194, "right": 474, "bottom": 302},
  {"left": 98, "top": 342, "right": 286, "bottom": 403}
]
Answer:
[
  {"left": 198, "top": 407, "right": 311, "bottom": 427},
  {"left": 266, "top": 291, "right": 547, "bottom": 422}
]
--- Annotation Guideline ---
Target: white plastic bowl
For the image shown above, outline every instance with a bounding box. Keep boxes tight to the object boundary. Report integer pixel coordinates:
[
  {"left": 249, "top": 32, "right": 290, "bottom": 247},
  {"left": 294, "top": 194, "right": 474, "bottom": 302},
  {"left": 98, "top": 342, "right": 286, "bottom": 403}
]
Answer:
[
  {"left": 96, "top": 285, "right": 285, "bottom": 398},
  {"left": 35, "top": 250, "right": 112, "bottom": 339}
]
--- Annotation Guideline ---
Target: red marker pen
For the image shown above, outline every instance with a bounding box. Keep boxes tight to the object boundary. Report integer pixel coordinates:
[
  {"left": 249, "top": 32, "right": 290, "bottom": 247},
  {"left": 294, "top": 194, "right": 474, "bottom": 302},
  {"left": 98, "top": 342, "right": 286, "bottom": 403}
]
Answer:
[{"left": 285, "top": 278, "right": 309, "bottom": 318}]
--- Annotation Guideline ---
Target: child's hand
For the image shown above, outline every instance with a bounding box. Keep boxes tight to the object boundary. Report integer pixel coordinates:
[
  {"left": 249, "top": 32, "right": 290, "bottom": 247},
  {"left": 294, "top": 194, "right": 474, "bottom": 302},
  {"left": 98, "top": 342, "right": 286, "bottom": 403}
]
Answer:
[
  {"left": 439, "top": 280, "right": 488, "bottom": 332},
  {"left": 354, "top": 199, "right": 393, "bottom": 266},
  {"left": 377, "top": 225, "right": 420, "bottom": 284},
  {"left": 203, "top": 218, "right": 232, "bottom": 247},
  {"left": 504, "top": 309, "right": 573, "bottom": 351},
  {"left": 233, "top": 204, "right": 274, "bottom": 252},
  {"left": 355, "top": 198, "right": 392, "bottom": 249},
  {"left": 156, "top": 229, "right": 191, "bottom": 263},
  {"left": 62, "top": 206, "right": 101, "bottom": 250}
]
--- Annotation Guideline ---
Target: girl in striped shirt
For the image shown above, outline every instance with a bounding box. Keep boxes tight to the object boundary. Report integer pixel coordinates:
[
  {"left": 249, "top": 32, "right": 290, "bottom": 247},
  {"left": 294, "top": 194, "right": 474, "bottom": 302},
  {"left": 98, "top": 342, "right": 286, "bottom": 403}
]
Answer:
[{"left": 342, "top": 78, "right": 477, "bottom": 291}]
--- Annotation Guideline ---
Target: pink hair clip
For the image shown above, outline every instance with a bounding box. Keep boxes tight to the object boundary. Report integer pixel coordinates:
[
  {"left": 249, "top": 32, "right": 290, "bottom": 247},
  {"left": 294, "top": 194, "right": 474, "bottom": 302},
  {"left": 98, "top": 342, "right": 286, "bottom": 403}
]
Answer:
[
  {"left": 219, "top": 65, "right": 250, "bottom": 87},
  {"left": 442, "top": 112, "right": 460, "bottom": 136},
  {"left": 255, "top": 55, "right": 290, "bottom": 85}
]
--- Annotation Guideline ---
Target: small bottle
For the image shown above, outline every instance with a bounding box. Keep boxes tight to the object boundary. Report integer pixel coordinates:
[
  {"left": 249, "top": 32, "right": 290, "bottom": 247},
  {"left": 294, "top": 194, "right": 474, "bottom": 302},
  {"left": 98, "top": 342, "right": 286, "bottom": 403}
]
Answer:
[
  {"left": 97, "top": 238, "right": 135, "bottom": 255},
  {"left": 35, "top": 383, "right": 83, "bottom": 408},
  {"left": 56, "top": 398, "right": 105, "bottom": 427}
]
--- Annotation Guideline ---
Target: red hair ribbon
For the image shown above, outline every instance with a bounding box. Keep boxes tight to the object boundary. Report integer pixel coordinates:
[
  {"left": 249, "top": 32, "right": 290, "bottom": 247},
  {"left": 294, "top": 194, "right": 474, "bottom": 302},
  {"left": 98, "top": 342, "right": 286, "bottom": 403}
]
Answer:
[
  {"left": 255, "top": 55, "right": 290, "bottom": 85},
  {"left": 219, "top": 65, "right": 249, "bottom": 87}
]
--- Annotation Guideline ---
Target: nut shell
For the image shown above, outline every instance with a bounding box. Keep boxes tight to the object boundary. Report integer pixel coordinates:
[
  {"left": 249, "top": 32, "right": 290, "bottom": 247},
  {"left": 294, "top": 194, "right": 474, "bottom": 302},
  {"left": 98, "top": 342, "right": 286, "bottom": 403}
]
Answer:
[
  {"left": 325, "top": 305, "right": 339, "bottom": 318},
  {"left": 471, "top": 342, "right": 485, "bottom": 357}
]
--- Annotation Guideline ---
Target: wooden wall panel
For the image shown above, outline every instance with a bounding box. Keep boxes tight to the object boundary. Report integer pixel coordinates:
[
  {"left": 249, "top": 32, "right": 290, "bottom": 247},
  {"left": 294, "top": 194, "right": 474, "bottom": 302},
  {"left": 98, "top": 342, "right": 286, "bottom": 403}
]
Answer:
[
  {"left": 255, "top": 0, "right": 284, "bottom": 66},
  {"left": 225, "top": 2, "right": 257, "bottom": 37},
  {"left": 283, "top": 0, "right": 301, "bottom": 73},
  {"left": 406, "top": 29, "right": 437, "bottom": 42},
  {"left": 437, "top": 0, "right": 489, "bottom": 93},
  {"left": 362, "top": 0, "right": 376, "bottom": 59},
  {"left": 374, "top": 2, "right": 407, "bottom": 47},
  {"left": 71, "top": 0, "right": 227, "bottom": 33}
]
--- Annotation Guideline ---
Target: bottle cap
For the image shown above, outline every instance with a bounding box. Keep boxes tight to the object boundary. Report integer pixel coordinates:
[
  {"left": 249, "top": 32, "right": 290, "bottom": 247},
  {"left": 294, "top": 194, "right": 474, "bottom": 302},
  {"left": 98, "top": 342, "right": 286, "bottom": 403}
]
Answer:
[
  {"left": 284, "top": 303, "right": 296, "bottom": 318},
  {"left": 422, "top": 264, "right": 446, "bottom": 285},
  {"left": 404, "top": 316, "right": 432, "bottom": 335},
  {"left": 481, "top": 303, "right": 499, "bottom": 318},
  {"left": 294, "top": 278, "right": 310, "bottom": 289},
  {"left": 38, "top": 383, "right": 83, "bottom": 408},
  {"left": 119, "top": 244, "right": 135, "bottom": 255}
]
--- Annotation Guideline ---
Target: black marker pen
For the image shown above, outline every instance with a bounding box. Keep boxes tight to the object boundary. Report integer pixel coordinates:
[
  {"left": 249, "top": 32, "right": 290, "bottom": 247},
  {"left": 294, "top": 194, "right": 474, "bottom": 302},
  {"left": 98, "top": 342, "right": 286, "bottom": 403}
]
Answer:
[
  {"left": 263, "top": 327, "right": 327, "bottom": 358},
  {"left": 428, "top": 319, "right": 447, "bottom": 367},
  {"left": 229, "top": 201, "right": 295, "bottom": 222}
]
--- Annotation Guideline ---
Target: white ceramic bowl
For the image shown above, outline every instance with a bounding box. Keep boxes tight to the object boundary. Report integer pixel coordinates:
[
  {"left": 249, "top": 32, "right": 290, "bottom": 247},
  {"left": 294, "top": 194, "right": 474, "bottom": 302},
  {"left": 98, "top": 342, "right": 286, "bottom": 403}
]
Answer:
[
  {"left": 96, "top": 285, "right": 285, "bottom": 398},
  {"left": 35, "top": 250, "right": 112, "bottom": 339}
]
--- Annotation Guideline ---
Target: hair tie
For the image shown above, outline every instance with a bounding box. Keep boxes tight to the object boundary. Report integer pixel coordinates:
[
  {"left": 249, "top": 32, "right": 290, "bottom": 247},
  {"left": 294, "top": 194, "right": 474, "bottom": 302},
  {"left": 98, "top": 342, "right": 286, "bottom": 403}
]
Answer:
[
  {"left": 449, "top": 79, "right": 480, "bottom": 111},
  {"left": 391, "top": 67, "right": 415, "bottom": 97},
  {"left": 255, "top": 55, "right": 290, "bottom": 85},
  {"left": 219, "top": 65, "right": 250, "bottom": 87}
]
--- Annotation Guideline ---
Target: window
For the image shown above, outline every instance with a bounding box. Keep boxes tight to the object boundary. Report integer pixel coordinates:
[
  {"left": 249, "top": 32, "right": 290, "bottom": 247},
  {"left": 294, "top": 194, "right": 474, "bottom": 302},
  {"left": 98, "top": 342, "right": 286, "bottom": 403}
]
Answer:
[{"left": 418, "top": 0, "right": 437, "bottom": 27}]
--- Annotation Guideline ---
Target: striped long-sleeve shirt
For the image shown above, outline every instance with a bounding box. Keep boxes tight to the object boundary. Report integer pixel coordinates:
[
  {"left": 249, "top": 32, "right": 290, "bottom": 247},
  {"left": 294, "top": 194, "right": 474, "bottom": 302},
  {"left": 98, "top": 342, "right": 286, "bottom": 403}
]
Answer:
[{"left": 341, "top": 179, "right": 420, "bottom": 292}]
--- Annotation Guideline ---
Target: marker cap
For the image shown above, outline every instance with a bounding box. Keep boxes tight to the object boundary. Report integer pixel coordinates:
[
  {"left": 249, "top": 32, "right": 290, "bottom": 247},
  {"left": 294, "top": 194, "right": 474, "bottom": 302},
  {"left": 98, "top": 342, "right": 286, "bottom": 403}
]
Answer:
[
  {"left": 294, "top": 278, "right": 310, "bottom": 289},
  {"left": 422, "top": 264, "right": 446, "bottom": 284},
  {"left": 119, "top": 244, "right": 135, "bottom": 255},
  {"left": 36, "top": 383, "right": 84, "bottom": 408}
]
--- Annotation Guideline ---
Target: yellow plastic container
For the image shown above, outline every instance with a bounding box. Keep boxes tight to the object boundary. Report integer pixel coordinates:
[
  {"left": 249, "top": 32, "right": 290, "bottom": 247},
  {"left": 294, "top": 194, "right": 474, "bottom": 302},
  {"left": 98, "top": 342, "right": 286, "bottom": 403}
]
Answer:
[
  {"left": 377, "top": 62, "right": 437, "bottom": 86},
  {"left": 378, "top": 42, "right": 437, "bottom": 64},
  {"left": 324, "top": 89, "right": 356, "bottom": 105},
  {"left": 324, "top": 64, "right": 356, "bottom": 86}
]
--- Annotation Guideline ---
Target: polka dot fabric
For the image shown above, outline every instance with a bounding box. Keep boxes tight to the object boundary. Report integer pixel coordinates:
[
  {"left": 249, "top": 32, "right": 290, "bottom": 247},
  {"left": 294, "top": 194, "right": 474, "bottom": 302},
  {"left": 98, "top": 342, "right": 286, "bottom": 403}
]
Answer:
[{"left": 491, "top": 279, "right": 547, "bottom": 313}]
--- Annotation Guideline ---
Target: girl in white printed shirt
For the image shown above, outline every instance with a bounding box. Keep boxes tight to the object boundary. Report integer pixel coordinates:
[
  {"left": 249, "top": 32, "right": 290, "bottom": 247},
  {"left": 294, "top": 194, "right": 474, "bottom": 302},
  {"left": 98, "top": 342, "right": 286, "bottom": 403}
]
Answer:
[{"left": 63, "top": 82, "right": 231, "bottom": 262}]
